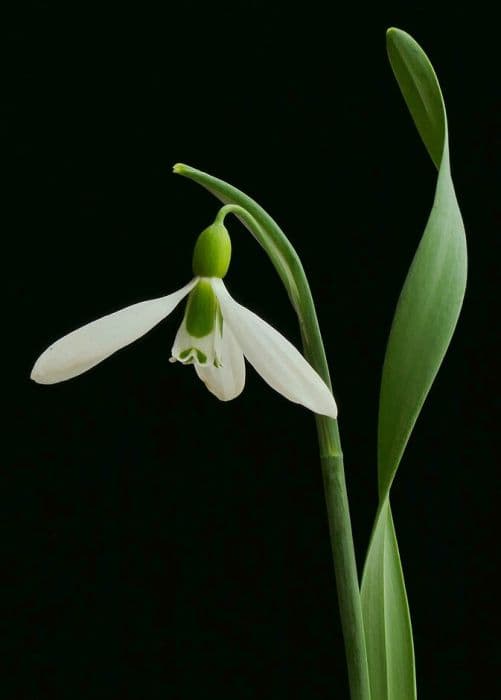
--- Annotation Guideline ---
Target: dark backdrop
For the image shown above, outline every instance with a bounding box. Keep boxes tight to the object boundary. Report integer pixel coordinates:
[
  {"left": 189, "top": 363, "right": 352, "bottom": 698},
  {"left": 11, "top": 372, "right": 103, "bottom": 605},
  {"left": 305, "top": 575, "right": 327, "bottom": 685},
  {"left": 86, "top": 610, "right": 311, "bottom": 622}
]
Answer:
[{"left": 4, "top": 2, "right": 499, "bottom": 698}]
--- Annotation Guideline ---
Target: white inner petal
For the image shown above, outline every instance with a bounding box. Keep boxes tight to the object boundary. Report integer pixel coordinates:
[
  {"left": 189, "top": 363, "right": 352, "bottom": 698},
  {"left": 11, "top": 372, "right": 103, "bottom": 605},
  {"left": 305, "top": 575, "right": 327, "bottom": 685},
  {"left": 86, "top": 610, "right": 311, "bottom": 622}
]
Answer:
[{"left": 170, "top": 315, "right": 222, "bottom": 367}]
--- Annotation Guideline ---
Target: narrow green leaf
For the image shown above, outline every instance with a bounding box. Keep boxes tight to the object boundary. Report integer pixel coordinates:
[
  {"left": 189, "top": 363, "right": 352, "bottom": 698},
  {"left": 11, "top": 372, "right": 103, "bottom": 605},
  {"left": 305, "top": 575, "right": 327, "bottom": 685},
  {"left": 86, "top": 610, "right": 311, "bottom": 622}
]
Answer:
[
  {"left": 361, "top": 28, "right": 467, "bottom": 700},
  {"left": 361, "top": 501, "right": 416, "bottom": 700},
  {"left": 379, "top": 28, "right": 467, "bottom": 497}
]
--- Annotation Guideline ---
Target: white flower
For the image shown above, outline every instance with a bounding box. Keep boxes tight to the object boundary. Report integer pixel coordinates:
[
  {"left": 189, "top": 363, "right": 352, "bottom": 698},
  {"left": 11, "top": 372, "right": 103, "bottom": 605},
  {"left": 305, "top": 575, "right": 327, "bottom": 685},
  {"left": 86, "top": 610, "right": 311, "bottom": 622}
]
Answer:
[{"left": 31, "top": 276, "right": 337, "bottom": 418}]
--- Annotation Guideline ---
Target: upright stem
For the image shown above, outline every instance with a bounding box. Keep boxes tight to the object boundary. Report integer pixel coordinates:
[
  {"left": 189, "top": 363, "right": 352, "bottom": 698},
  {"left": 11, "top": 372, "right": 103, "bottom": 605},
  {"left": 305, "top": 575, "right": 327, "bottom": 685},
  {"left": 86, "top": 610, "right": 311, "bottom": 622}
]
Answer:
[
  {"left": 317, "top": 420, "right": 371, "bottom": 700},
  {"left": 219, "top": 203, "right": 371, "bottom": 700},
  {"left": 175, "top": 165, "right": 371, "bottom": 700}
]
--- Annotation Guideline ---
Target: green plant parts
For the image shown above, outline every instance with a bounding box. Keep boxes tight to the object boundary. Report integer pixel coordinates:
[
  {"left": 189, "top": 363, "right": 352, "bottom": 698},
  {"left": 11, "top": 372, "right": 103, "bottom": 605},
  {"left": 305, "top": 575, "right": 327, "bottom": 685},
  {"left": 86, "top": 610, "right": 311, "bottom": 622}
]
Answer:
[
  {"left": 192, "top": 221, "right": 232, "bottom": 278},
  {"left": 361, "top": 28, "right": 467, "bottom": 700},
  {"left": 184, "top": 279, "right": 219, "bottom": 338},
  {"left": 172, "top": 164, "right": 370, "bottom": 700},
  {"left": 28, "top": 26, "right": 468, "bottom": 700}
]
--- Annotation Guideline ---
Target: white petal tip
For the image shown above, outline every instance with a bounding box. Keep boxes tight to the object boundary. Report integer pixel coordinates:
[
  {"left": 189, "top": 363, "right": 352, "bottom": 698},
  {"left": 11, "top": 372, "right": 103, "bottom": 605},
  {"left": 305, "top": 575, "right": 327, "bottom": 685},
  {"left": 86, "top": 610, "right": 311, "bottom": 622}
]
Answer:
[
  {"left": 30, "top": 364, "right": 57, "bottom": 385},
  {"left": 30, "top": 354, "right": 72, "bottom": 384},
  {"left": 324, "top": 405, "right": 338, "bottom": 420},
  {"left": 30, "top": 369, "right": 42, "bottom": 384},
  {"left": 308, "top": 394, "right": 338, "bottom": 419}
]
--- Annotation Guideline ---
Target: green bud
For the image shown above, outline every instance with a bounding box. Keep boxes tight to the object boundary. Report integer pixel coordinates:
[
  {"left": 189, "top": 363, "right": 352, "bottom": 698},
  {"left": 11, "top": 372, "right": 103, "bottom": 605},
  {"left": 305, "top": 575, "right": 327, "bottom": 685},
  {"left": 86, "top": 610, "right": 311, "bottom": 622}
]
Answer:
[
  {"left": 185, "top": 279, "right": 218, "bottom": 338},
  {"left": 192, "top": 222, "right": 232, "bottom": 278}
]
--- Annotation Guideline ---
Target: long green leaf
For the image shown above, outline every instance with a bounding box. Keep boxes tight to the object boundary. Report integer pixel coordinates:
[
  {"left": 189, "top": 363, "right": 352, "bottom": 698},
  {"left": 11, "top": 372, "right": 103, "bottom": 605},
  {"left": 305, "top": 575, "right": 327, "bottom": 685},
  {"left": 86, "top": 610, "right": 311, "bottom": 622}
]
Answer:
[{"left": 361, "top": 28, "right": 467, "bottom": 700}]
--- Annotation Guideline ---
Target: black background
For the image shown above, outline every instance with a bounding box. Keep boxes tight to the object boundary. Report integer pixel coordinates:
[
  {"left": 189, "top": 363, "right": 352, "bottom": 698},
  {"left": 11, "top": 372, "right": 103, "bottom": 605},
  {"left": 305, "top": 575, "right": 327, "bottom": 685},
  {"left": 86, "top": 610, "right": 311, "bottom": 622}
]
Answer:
[{"left": 4, "top": 2, "right": 499, "bottom": 698}]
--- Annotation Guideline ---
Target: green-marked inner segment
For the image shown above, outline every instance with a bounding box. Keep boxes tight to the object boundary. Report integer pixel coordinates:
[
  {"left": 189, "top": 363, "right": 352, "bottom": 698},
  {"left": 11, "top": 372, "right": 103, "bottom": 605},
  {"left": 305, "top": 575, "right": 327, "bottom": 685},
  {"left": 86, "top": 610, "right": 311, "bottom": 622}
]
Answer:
[{"left": 185, "top": 280, "right": 218, "bottom": 338}]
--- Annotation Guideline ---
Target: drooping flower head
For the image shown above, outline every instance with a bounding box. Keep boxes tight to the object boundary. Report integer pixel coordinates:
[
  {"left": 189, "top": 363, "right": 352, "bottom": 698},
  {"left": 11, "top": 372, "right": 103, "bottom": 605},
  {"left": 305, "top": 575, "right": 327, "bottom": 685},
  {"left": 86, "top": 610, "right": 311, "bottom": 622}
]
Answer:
[{"left": 31, "top": 214, "right": 337, "bottom": 418}]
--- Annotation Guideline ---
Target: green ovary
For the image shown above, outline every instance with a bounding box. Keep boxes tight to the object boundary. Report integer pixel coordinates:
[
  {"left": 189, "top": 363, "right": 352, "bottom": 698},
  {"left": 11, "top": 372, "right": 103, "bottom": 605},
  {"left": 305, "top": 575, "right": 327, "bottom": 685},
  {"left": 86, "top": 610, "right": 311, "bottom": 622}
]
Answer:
[{"left": 192, "top": 222, "right": 232, "bottom": 278}]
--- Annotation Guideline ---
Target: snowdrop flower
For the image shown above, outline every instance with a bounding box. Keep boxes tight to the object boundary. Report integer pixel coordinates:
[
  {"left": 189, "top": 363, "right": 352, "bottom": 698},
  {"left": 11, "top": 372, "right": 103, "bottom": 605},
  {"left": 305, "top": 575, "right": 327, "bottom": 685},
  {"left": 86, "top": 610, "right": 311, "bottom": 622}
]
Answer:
[{"left": 31, "top": 219, "right": 337, "bottom": 418}]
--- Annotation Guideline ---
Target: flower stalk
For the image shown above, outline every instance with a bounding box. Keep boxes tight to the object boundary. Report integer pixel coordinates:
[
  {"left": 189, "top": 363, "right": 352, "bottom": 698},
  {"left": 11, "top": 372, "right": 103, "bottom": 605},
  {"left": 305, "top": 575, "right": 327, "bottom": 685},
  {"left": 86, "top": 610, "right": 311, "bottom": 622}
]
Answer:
[{"left": 177, "top": 165, "right": 371, "bottom": 700}]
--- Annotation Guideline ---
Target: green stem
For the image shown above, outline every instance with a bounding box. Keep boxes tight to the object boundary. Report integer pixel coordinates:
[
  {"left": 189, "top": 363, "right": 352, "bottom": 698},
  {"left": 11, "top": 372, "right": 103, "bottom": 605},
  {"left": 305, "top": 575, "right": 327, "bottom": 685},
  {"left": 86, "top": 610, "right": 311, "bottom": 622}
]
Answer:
[{"left": 176, "top": 165, "right": 371, "bottom": 700}]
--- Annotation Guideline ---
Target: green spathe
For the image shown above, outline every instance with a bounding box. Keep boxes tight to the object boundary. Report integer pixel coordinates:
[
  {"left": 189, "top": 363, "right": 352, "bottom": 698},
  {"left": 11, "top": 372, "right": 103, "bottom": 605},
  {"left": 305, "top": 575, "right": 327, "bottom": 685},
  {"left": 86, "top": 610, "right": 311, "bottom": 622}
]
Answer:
[
  {"left": 192, "top": 222, "right": 232, "bottom": 278},
  {"left": 185, "top": 279, "right": 219, "bottom": 338}
]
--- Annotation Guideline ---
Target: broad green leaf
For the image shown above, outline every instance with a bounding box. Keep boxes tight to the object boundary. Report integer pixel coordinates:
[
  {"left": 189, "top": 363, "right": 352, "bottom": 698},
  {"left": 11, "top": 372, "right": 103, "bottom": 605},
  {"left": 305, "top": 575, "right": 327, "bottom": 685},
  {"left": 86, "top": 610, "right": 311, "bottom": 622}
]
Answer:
[{"left": 361, "top": 28, "right": 467, "bottom": 700}]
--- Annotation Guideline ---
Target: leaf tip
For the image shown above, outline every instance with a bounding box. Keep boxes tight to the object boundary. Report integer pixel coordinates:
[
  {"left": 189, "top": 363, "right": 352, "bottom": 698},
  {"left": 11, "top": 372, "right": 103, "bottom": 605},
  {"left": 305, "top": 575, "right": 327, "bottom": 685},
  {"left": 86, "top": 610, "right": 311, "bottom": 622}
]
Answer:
[
  {"left": 386, "top": 26, "right": 412, "bottom": 47},
  {"left": 172, "top": 163, "right": 188, "bottom": 175}
]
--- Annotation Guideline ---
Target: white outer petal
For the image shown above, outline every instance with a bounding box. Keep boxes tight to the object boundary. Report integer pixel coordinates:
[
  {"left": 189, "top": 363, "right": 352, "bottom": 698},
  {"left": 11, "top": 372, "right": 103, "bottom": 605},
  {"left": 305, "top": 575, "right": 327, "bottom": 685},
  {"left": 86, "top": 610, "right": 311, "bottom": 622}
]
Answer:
[
  {"left": 31, "top": 279, "right": 198, "bottom": 384},
  {"left": 211, "top": 279, "right": 338, "bottom": 418},
  {"left": 195, "top": 323, "right": 245, "bottom": 401}
]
